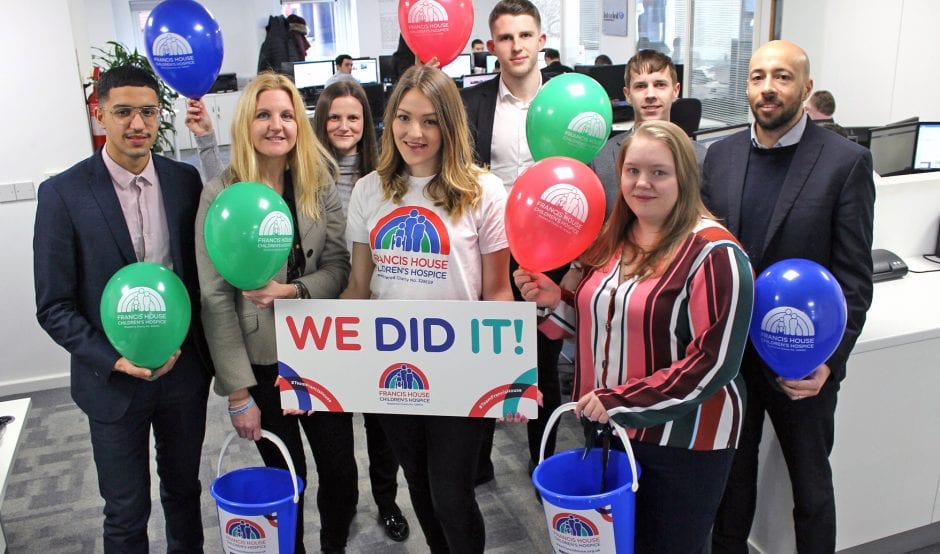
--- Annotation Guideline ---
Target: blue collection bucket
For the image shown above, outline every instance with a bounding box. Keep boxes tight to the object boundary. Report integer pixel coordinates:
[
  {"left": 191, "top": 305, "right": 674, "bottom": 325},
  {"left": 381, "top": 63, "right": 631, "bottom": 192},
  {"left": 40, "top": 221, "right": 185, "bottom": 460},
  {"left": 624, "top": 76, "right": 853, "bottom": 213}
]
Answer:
[
  {"left": 211, "top": 430, "right": 305, "bottom": 554},
  {"left": 532, "top": 402, "right": 640, "bottom": 554}
]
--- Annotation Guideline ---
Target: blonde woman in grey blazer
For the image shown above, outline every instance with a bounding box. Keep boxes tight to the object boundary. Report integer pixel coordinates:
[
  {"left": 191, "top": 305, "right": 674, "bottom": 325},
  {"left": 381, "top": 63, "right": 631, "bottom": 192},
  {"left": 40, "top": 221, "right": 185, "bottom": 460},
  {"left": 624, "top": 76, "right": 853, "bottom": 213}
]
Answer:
[{"left": 191, "top": 73, "right": 356, "bottom": 554}]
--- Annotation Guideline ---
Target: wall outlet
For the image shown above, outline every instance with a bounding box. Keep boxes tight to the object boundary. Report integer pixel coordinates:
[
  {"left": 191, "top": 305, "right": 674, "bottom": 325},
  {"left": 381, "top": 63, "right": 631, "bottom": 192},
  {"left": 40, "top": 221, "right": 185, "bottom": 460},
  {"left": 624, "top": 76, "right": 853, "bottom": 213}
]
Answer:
[
  {"left": 14, "top": 181, "right": 34, "bottom": 201},
  {"left": 0, "top": 184, "right": 16, "bottom": 203}
]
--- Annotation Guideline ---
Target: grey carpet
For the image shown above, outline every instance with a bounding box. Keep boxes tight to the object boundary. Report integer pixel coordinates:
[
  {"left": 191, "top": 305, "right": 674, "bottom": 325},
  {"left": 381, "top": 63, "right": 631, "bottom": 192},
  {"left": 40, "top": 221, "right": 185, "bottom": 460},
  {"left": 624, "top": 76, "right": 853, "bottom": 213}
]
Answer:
[{"left": 0, "top": 385, "right": 583, "bottom": 552}]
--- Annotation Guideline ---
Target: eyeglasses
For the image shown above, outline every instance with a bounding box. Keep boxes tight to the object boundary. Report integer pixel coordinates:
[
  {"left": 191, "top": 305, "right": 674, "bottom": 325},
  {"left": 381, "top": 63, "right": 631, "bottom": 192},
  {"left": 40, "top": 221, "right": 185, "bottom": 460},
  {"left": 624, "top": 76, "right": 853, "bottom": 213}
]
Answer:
[{"left": 107, "top": 105, "right": 160, "bottom": 121}]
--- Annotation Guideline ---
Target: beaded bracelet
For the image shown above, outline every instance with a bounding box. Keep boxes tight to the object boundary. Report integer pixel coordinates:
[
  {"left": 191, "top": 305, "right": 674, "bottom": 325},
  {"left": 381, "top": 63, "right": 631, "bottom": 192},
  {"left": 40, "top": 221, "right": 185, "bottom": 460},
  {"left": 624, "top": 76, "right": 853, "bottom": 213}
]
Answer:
[{"left": 227, "top": 396, "right": 255, "bottom": 416}]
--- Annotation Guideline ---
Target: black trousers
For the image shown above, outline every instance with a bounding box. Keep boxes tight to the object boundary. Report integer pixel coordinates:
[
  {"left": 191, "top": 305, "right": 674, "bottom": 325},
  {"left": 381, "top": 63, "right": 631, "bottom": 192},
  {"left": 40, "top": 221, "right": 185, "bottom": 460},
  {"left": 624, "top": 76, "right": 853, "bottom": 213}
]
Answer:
[
  {"left": 363, "top": 412, "right": 401, "bottom": 518},
  {"left": 712, "top": 359, "right": 838, "bottom": 554},
  {"left": 87, "top": 368, "right": 209, "bottom": 553},
  {"left": 630, "top": 441, "right": 735, "bottom": 553},
  {"left": 251, "top": 364, "right": 359, "bottom": 553},
  {"left": 380, "top": 414, "right": 486, "bottom": 554}
]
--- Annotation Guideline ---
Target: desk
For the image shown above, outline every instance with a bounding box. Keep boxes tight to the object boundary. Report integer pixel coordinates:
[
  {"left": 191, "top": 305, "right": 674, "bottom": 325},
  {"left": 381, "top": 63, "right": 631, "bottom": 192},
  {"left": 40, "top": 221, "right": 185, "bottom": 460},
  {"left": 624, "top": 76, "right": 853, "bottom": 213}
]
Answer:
[
  {"left": 0, "top": 398, "right": 30, "bottom": 553},
  {"left": 750, "top": 257, "right": 940, "bottom": 552}
]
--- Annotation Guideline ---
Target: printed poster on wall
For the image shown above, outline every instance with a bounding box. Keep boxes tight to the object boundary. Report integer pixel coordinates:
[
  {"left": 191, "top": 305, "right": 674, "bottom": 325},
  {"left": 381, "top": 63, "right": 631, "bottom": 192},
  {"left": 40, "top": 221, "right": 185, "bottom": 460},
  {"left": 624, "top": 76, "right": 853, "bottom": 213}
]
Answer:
[
  {"left": 602, "top": 0, "right": 629, "bottom": 37},
  {"left": 273, "top": 300, "right": 539, "bottom": 418}
]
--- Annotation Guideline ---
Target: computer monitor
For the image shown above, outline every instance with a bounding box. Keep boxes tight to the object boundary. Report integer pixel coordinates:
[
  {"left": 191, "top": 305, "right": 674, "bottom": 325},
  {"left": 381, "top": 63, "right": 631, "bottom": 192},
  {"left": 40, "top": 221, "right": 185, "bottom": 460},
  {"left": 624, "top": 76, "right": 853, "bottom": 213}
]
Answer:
[
  {"left": 869, "top": 119, "right": 919, "bottom": 176},
  {"left": 378, "top": 55, "right": 396, "bottom": 83},
  {"left": 472, "top": 51, "right": 493, "bottom": 71},
  {"left": 441, "top": 53, "right": 472, "bottom": 79},
  {"left": 293, "top": 60, "right": 334, "bottom": 90},
  {"left": 913, "top": 122, "right": 940, "bottom": 172},
  {"left": 462, "top": 72, "right": 499, "bottom": 88},
  {"left": 586, "top": 64, "right": 627, "bottom": 101},
  {"left": 350, "top": 57, "right": 379, "bottom": 85}
]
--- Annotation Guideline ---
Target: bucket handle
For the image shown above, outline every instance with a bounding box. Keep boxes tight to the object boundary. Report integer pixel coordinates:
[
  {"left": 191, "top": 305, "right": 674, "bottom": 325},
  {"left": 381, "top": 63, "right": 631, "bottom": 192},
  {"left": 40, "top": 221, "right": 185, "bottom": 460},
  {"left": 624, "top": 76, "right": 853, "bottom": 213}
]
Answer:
[
  {"left": 217, "top": 430, "right": 300, "bottom": 504},
  {"left": 539, "top": 401, "right": 639, "bottom": 493}
]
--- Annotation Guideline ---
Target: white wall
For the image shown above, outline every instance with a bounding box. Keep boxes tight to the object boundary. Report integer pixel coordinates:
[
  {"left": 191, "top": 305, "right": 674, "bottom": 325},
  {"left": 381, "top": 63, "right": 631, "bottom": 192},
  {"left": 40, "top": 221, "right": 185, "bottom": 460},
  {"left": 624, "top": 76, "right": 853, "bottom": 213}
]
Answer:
[
  {"left": 0, "top": 0, "right": 91, "bottom": 394},
  {"left": 780, "top": 0, "right": 940, "bottom": 126}
]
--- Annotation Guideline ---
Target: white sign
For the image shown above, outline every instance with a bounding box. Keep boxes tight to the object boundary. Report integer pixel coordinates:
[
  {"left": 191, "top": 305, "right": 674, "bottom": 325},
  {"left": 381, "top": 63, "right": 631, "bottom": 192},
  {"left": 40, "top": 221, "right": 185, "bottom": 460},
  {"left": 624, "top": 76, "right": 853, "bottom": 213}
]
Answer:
[
  {"left": 273, "top": 300, "right": 539, "bottom": 418},
  {"left": 602, "top": 0, "right": 629, "bottom": 37}
]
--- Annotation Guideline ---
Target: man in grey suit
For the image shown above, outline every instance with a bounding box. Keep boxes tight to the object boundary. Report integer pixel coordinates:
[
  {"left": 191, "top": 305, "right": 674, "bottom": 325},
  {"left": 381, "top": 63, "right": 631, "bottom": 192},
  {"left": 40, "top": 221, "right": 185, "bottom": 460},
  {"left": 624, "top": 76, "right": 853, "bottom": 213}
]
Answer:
[
  {"left": 592, "top": 49, "right": 706, "bottom": 216},
  {"left": 33, "top": 65, "right": 211, "bottom": 552},
  {"left": 706, "top": 40, "right": 875, "bottom": 553}
]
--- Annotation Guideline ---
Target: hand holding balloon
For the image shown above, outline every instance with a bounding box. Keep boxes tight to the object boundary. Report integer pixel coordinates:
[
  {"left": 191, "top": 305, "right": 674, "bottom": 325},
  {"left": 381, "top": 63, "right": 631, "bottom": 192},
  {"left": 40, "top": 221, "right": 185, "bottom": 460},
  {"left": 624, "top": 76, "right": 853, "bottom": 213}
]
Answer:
[
  {"left": 185, "top": 99, "right": 214, "bottom": 137},
  {"left": 114, "top": 350, "right": 180, "bottom": 381},
  {"left": 777, "top": 363, "right": 831, "bottom": 401},
  {"left": 242, "top": 280, "right": 296, "bottom": 309},
  {"left": 513, "top": 269, "right": 561, "bottom": 309}
]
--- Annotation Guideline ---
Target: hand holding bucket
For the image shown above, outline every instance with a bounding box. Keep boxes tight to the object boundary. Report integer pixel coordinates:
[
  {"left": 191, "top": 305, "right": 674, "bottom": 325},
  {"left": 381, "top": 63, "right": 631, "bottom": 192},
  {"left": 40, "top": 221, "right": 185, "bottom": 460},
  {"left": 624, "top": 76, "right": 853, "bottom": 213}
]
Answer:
[{"left": 533, "top": 402, "right": 640, "bottom": 553}]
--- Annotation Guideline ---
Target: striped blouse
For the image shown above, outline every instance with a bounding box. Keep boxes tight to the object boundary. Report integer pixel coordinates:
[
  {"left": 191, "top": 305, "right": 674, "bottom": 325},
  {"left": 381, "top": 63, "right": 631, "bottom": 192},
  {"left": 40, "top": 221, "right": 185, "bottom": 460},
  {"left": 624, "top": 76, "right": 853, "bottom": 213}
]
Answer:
[{"left": 541, "top": 218, "right": 754, "bottom": 451}]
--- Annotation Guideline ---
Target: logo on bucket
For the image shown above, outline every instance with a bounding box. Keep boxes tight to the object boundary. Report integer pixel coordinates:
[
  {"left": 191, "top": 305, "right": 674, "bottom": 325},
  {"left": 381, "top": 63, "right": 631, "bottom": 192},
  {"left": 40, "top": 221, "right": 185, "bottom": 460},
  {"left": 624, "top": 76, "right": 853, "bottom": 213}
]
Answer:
[
  {"left": 224, "top": 518, "right": 266, "bottom": 540},
  {"left": 257, "top": 211, "right": 293, "bottom": 251},
  {"left": 550, "top": 513, "right": 602, "bottom": 550},
  {"left": 759, "top": 306, "right": 816, "bottom": 352},
  {"left": 533, "top": 184, "right": 590, "bottom": 236},
  {"left": 150, "top": 33, "right": 196, "bottom": 69},
  {"left": 378, "top": 362, "right": 431, "bottom": 407},
  {"left": 115, "top": 286, "right": 167, "bottom": 328}
]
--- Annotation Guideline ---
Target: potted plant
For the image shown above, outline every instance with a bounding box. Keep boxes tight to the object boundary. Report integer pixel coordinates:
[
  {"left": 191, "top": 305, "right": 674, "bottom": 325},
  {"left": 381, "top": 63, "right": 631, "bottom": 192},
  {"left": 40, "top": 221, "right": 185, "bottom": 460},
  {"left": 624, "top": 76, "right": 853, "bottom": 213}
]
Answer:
[{"left": 89, "top": 41, "right": 179, "bottom": 155}]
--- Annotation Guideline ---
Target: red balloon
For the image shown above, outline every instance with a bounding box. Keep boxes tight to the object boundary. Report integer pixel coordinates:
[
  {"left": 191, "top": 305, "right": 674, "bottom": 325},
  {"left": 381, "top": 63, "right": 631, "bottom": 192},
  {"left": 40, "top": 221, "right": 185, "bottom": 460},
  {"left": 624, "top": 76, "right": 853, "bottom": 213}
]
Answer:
[
  {"left": 398, "top": 0, "right": 474, "bottom": 67},
  {"left": 506, "top": 157, "right": 607, "bottom": 272}
]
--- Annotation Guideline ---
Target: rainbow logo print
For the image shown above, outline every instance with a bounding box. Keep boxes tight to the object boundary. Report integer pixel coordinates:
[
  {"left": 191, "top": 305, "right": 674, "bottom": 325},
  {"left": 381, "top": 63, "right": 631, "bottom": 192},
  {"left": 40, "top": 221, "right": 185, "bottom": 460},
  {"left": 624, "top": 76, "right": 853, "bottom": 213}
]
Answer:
[
  {"left": 370, "top": 207, "right": 450, "bottom": 255},
  {"left": 552, "top": 513, "right": 599, "bottom": 537},
  {"left": 225, "top": 518, "right": 266, "bottom": 540},
  {"left": 378, "top": 363, "right": 431, "bottom": 407}
]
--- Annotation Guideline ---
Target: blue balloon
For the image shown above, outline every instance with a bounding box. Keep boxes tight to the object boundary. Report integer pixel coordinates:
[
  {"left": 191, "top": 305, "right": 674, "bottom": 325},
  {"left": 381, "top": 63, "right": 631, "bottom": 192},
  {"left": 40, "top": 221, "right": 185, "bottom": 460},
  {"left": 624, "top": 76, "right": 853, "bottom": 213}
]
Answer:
[
  {"left": 144, "top": 0, "right": 224, "bottom": 98},
  {"left": 749, "top": 259, "right": 847, "bottom": 380}
]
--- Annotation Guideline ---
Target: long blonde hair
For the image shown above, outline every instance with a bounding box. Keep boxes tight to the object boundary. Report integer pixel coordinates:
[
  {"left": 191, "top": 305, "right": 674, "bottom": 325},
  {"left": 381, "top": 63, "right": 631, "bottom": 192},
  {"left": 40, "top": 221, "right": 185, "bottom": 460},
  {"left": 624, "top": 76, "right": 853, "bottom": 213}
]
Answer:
[
  {"left": 581, "top": 120, "right": 712, "bottom": 278},
  {"left": 377, "top": 65, "right": 484, "bottom": 219},
  {"left": 228, "top": 72, "right": 337, "bottom": 220}
]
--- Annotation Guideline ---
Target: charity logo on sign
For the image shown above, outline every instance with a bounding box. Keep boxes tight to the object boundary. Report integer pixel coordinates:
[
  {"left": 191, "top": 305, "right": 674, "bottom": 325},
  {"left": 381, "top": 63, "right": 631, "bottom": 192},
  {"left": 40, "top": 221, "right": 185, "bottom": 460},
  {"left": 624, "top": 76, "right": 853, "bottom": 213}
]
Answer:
[
  {"left": 759, "top": 306, "right": 816, "bottom": 352},
  {"left": 115, "top": 286, "right": 167, "bottom": 328},
  {"left": 150, "top": 33, "right": 195, "bottom": 69},
  {"left": 378, "top": 362, "right": 431, "bottom": 407},
  {"left": 370, "top": 206, "right": 451, "bottom": 286}
]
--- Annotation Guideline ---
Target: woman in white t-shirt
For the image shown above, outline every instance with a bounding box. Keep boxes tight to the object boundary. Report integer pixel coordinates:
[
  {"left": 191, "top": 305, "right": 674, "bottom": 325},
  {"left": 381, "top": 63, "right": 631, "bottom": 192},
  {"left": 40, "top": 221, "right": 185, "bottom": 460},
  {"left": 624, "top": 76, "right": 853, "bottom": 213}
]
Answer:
[{"left": 342, "top": 65, "right": 513, "bottom": 553}]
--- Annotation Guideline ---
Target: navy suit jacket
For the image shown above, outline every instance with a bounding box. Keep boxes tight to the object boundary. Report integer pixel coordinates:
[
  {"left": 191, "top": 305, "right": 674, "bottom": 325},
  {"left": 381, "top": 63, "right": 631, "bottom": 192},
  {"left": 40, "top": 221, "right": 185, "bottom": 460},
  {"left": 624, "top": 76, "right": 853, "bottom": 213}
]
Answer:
[
  {"left": 34, "top": 149, "right": 212, "bottom": 423},
  {"left": 701, "top": 121, "right": 875, "bottom": 383},
  {"left": 461, "top": 75, "right": 502, "bottom": 166}
]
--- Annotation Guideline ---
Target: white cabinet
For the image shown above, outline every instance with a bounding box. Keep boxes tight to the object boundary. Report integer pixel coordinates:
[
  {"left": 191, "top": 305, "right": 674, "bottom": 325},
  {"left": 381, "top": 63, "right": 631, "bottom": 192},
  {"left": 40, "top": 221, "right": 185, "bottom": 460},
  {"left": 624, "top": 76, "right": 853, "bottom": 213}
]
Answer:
[{"left": 171, "top": 91, "right": 242, "bottom": 152}]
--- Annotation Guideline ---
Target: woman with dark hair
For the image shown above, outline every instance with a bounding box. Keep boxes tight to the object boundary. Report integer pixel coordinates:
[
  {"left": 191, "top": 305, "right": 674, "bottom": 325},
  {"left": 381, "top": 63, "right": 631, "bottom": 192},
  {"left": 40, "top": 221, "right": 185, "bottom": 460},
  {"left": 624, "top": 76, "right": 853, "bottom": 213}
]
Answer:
[
  {"left": 312, "top": 80, "right": 411, "bottom": 543},
  {"left": 341, "top": 65, "right": 512, "bottom": 553},
  {"left": 515, "top": 120, "right": 754, "bottom": 553}
]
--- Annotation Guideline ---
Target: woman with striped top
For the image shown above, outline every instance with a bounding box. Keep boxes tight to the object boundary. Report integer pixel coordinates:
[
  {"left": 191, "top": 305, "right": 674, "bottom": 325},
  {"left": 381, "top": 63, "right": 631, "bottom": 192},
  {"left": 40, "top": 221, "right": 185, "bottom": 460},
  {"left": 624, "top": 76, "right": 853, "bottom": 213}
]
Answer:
[{"left": 514, "top": 120, "right": 754, "bottom": 553}]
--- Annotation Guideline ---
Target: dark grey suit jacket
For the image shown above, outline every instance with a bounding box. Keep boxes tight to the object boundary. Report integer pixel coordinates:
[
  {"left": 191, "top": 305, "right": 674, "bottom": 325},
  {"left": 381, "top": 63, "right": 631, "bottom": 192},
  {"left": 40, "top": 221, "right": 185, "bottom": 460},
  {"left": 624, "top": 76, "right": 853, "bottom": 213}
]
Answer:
[
  {"left": 461, "top": 75, "right": 502, "bottom": 166},
  {"left": 34, "top": 150, "right": 212, "bottom": 422},
  {"left": 701, "top": 121, "right": 875, "bottom": 383}
]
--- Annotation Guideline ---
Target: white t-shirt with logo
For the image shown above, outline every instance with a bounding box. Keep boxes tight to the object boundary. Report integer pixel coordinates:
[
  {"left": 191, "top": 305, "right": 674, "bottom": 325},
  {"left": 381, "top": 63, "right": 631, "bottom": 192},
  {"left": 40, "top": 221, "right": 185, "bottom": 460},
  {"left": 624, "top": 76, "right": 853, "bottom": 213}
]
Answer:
[{"left": 346, "top": 171, "right": 508, "bottom": 301}]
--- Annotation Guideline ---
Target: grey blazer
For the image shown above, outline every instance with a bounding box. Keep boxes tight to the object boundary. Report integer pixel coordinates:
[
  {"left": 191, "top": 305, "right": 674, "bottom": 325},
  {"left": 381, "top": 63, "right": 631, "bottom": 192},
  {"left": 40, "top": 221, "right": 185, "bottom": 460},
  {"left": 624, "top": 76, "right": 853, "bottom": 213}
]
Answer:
[{"left": 195, "top": 166, "right": 350, "bottom": 396}]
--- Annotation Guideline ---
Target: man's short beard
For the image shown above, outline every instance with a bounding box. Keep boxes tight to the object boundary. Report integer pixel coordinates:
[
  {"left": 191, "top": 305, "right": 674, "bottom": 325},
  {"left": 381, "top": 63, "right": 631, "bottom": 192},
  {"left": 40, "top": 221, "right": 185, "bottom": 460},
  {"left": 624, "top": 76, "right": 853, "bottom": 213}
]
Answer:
[{"left": 752, "top": 102, "right": 802, "bottom": 132}]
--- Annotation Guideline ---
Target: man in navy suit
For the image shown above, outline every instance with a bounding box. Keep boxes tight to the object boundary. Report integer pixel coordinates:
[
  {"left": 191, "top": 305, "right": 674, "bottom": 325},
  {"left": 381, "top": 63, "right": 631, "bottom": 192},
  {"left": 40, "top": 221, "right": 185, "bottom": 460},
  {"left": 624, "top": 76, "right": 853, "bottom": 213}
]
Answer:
[
  {"left": 34, "top": 65, "right": 211, "bottom": 552},
  {"left": 704, "top": 41, "right": 875, "bottom": 553}
]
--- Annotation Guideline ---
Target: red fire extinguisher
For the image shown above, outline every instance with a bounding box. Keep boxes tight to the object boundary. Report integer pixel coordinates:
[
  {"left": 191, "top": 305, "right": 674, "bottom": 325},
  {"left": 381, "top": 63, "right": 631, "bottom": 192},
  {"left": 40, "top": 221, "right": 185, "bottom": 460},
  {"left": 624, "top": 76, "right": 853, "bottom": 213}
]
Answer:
[{"left": 87, "top": 66, "right": 107, "bottom": 151}]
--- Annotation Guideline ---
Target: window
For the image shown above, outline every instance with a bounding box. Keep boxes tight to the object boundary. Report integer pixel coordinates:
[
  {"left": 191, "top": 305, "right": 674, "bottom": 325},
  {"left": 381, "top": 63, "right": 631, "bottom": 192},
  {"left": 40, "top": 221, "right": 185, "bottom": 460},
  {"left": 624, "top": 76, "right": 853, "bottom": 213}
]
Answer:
[
  {"left": 281, "top": 1, "right": 346, "bottom": 60},
  {"left": 634, "top": 0, "right": 753, "bottom": 128}
]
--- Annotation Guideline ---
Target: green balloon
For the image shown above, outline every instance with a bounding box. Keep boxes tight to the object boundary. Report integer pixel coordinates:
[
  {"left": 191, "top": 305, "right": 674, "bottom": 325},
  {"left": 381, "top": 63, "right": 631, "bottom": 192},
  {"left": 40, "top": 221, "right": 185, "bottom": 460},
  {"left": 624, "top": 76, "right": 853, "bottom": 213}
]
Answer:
[
  {"left": 526, "top": 73, "right": 613, "bottom": 164},
  {"left": 203, "top": 182, "right": 294, "bottom": 290},
  {"left": 100, "top": 262, "right": 192, "bottom": 370}
]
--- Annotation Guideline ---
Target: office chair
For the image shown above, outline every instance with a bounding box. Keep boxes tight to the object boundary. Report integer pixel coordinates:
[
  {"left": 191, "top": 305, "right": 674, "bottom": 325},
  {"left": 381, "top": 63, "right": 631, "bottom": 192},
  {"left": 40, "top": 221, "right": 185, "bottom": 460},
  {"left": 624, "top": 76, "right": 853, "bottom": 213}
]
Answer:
[{"left": 670, "top": 97, "right": 702, "bottom": 137}]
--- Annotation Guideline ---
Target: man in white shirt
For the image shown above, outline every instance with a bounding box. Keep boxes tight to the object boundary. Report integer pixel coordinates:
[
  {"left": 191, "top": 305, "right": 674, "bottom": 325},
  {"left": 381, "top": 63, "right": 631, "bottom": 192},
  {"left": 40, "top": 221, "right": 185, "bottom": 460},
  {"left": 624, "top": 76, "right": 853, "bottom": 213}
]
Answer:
[
  {"left": 325, "top": 54, "right": 357, "bottom": 87},
  {"left": 461, "top": 0, "right": 567, "bottom": 485}
]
